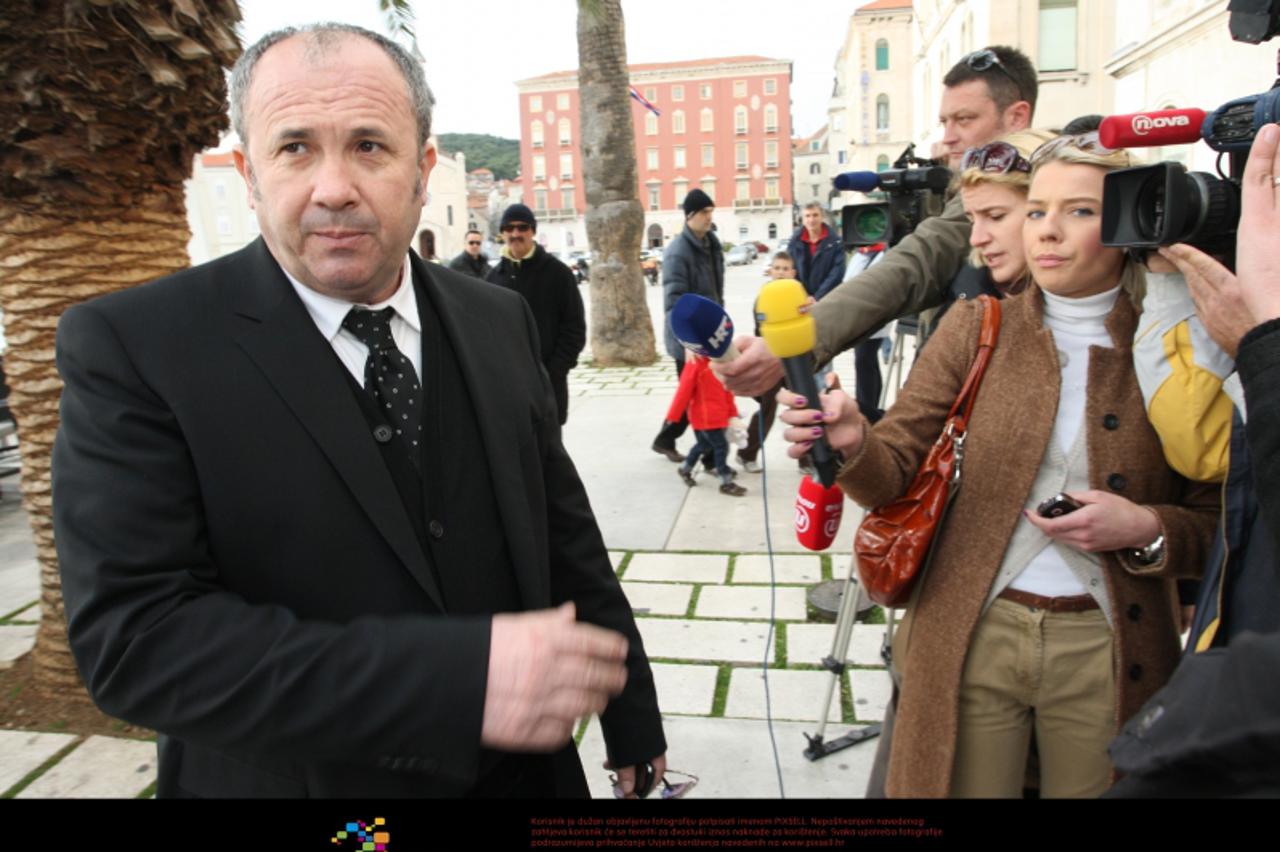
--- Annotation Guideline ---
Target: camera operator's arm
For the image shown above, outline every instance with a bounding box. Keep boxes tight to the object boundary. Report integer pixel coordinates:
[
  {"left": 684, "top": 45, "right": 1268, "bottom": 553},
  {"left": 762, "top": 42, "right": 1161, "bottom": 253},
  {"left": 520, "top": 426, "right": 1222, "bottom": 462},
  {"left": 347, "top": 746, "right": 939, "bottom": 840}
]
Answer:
[{"left": 810, "top": 192, "right": 968, "bottom": 365}]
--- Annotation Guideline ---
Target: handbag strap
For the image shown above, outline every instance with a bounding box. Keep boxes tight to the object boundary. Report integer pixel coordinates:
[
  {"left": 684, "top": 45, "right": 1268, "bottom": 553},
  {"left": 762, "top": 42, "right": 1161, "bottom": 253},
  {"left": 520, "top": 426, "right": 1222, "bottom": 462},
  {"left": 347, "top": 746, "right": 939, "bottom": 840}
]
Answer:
[{"left": 944, "top": 295, "right": 1002, "bottom": 428}]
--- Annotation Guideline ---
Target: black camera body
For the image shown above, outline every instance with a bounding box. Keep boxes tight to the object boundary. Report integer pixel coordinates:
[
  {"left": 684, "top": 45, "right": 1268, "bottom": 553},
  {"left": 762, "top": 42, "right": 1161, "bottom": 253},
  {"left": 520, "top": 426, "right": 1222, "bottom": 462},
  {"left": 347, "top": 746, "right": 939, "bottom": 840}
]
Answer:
[{"left": 838, "top": 145, "right": 950, "bottom": 249}]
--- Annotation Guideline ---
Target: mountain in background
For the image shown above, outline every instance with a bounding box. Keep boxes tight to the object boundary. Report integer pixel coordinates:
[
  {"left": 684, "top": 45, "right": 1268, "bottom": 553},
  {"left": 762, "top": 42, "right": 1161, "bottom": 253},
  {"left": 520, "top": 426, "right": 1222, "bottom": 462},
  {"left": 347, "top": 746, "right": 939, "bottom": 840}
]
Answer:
[{"left": 437, "top": 134, "right": 521, "bottom": 181}]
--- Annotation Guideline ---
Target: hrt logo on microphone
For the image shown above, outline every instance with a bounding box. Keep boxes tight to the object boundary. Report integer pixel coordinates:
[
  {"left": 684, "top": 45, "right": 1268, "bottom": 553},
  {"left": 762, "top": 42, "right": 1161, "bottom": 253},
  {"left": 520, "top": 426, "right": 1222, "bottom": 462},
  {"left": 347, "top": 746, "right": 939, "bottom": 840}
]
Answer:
[
  {"left": 1131, "top": 114, "right": 1191, "bottom": 136},
  {"left": 709, "top": 316, "right": 732, "bottom": 350}
]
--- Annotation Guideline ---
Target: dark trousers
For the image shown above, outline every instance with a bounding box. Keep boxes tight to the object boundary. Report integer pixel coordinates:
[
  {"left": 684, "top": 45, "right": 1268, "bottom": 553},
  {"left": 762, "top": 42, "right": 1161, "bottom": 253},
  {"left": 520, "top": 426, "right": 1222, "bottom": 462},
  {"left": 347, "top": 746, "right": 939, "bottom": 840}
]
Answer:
[
  {"left": 854, "top": 339, "right": 885, "bottom": 424},
  {"left": 653, "top": 355, "right": 688, "bottom": 449},
  {"left": 737, "top": 378, "right": 783, "bottom": 464},
  {"left": 683, "top": 429, "right": 733, "bottom": 482}
]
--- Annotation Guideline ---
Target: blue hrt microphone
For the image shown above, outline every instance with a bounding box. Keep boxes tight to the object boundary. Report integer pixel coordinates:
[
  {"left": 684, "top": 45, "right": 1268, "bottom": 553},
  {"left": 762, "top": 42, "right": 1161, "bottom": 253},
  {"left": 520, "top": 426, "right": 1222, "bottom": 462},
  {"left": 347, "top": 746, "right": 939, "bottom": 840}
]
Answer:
[
  {"left": 831, "top": 170, "right": 882, "bottom": 193},
  {"left": 670, "top": 294, "right": 738, "bottom": 362}
]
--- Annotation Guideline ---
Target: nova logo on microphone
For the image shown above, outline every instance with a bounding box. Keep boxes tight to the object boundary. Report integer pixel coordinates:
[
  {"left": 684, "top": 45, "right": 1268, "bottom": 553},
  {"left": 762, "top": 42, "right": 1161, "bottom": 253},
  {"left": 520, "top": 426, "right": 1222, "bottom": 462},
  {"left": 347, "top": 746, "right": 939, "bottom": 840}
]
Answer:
[{"left": 1131, "top": 114, "right": 1191, "bottom": 136}]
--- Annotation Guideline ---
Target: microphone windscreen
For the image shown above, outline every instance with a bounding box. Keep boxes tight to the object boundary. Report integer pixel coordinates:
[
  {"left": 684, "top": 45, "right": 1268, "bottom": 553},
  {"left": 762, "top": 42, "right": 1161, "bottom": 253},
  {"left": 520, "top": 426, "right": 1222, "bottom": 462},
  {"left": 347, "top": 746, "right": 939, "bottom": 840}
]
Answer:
[
  {"left": 1098, "top": 108, "right": 1206, "bottom": 149},
  {"left": 795, "top": 474, "right": 844, "bottom": 551},
  {"left": 670, "top": 294, "right": 737, "bottom": 361},
  {"left": 832, "top": 171, "right": 882, "bottom": 193},
  {"left": 756, "top": 278, "right": 815, "bottom": 359}
]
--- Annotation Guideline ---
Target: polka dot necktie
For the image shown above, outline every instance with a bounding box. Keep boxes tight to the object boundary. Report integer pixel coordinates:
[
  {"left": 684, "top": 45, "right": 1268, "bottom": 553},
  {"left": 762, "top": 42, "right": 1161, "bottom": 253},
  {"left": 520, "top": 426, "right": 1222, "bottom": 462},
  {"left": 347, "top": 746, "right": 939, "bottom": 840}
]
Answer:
[{"left": 341, "top": 306, "right": 422, "bottom": 468}]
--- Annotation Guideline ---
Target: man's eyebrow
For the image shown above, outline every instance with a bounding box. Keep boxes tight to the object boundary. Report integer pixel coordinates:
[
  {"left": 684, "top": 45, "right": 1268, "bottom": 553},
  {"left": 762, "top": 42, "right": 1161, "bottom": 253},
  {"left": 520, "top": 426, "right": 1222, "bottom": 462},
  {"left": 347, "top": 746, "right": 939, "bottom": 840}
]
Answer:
[
  {"left": 349, "top": 126, "right": 392, "bottom": 140},
  {"left": 271, "top": 127, "right": 312, "bottom": 144}
]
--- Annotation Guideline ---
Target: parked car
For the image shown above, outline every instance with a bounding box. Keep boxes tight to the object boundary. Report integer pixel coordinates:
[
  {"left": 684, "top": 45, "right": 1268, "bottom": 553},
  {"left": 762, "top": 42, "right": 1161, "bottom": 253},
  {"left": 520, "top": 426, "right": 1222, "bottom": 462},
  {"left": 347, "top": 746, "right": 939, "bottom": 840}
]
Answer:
[
  {"left": 640, "top": 249, "right": 662, "bottom": 285},
  {"left": 725, "top": 244, "right": 754, "bottom": 266}
]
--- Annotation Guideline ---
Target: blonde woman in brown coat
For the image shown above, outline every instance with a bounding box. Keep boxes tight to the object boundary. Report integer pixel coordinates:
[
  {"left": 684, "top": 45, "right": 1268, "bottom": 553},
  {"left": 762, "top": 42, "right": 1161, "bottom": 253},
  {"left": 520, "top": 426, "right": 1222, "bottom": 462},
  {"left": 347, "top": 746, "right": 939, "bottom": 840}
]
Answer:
[{"left": 779, "top": 134, "right": 1219, "bottom": 798}]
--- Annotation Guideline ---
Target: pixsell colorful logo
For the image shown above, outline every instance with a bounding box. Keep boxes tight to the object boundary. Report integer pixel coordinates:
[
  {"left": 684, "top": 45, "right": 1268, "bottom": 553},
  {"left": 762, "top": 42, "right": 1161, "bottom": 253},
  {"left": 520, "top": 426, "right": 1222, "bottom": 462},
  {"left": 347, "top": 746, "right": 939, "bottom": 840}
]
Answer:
[{"left": 332, "top": 818, "right": 389, "bottom": 850}]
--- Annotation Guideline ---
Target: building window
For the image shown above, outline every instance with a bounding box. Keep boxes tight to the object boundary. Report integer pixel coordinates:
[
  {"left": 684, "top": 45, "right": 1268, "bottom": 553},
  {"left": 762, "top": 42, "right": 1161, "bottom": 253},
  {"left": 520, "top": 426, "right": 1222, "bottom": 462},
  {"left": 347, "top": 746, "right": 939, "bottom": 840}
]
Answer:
[
  {"left": 673, "top": 109, "right": 686, "bottom": 134},
  {"left": 559, "top": 118, "right": 572, "bottom": 145},
  {"left": 837, "top": 150, "right": 847, "bottom": 165},
  {"left": 534, "top": 188, "right": 547, "bottom": 210},
  {"left": 809, "top": 162, "right": 821, "bottom": 175},
  {"left": 447, "top": 205, "right": 454, "bottom": 226},
  {"left": 674, "top": 146, "right": 687, "bottom": 169},
  {"left": 765, "top": 178, "right": 779, "bottom": 200},
  {"left": 764, "top": 78, "right": 777, "bottom": 95},
  {"left": 560, "top": 153, "right": 573, "bottom": 179},
  {"left": 811, "top": 183, "right": 820, "bottom": 196},
  {"left": 644, "top": 86, "right": 657, "bottom": 102},
  {"left": 672, "top": 84, "right": 684, "bottom": 101},
  {"left": 565, "top": 231, "right": 575, "bottom": 247},
  {"left": 556, "top": 92, "right": 569, "bottom": 110},
  {"left": 648, "top": 185, "right": 660, "bottom": 211},
  {"left": 876, "top": 155, "right": 890, "bottom": 172},
  {"left": 561, "top": 187, "right": 574, "bottom": 209},
  {"left": 736, "top": 142, "right": 749, "bottom": 169},
  {"left": 876, "top": 39, "right": 889, "bottom": 70},
  {"left": 876, "top": 94, "right": 889, "bottom": 131},
  {"left": 810, "top": 140, "right": 820, "bottom": 152},
  {"left": 531, "top": 120, "right": 544, "bottom": 147},
  {"left": 764, "top": 104, "right": 778, "bottom": 133},
  {"left": 701, "top": 108, "right": 714, "bottom": 132},
  {"left": 530, "top": 95, "right": 542, "bottom": 111},
  {"left": 533, "top": 155, "right": 546, "bottom": 180},
  {"left": 673, "top": 180, "right": 688, "bottom": 204},
  {"left": 1039, "top": 0, "right": 1078, "bottom": 71},
  {"left": 647, "top": 148, "right": 659, "bottom": 170},
  {"left": 735, "top": 106, "right": 748, "bottom": 135},
  {"left": 738, "top": 225, "right": 749, "bottom": 239},
  {"left": 215, "top": 214, "right": 231, "bottom": 236},
  {"left": 701, "top": 179, "right": 716, "bottom": 200},
  {"left": 733, "top": 79, "right": 747, "bottom": 98},
  {"left": 765, "top": 140, "right": 778, "bottom": 167},
  {"left": 736, "top": 178, "right": 750, "bottom": 201},
  {"left": 645, "top": 112, "right": 659, "bottom": 135},
  {"left": 701, "top": 144, "right": 715, "bottom": 166},
  {"left": 700, "top": 83, "right": 712, "bottom": 99}
]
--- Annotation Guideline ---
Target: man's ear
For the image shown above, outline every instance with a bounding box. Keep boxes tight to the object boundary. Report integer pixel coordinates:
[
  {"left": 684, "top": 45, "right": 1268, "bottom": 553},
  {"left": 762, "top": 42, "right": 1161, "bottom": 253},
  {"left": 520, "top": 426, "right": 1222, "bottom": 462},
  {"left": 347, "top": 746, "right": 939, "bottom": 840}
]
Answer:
[
  {"left": 232, "top": 145, "right": 257, "bottom": 209},
  {"left": 418, "top": 142, "right": 437, "bottom": 204},
  {"left": 1005, "top": 100, "right": 1033, "bottom": 133}
]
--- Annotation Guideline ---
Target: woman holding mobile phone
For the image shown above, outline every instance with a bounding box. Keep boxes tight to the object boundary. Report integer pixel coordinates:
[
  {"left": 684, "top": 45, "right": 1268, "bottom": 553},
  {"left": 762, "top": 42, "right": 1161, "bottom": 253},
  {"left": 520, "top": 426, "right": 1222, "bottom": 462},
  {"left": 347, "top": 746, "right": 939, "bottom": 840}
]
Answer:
[{"left": 779, "top": 133, "right": 1219, "bottom": 798}]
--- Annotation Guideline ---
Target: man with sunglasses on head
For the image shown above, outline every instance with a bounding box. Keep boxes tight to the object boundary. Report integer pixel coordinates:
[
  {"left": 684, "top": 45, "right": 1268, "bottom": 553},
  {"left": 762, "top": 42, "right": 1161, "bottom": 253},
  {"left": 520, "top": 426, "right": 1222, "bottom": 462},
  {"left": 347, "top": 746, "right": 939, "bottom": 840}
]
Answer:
[
  {"left": 449, "top": 228, "right": 491, "bottom": 279},
  {"left": 488, "top": 204, "right": 585, "bottom": 425},
  {"left": 717, "top": 46, "right": 1039, "bottom": 396}
]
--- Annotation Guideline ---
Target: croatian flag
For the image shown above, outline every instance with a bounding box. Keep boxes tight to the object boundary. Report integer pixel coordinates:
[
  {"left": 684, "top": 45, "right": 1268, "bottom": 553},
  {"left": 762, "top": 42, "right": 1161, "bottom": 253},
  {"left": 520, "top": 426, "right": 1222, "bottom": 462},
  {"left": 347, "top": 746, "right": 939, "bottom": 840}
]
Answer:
[{"left": 629, "top": 87, "right": 660, "bottom": 117}]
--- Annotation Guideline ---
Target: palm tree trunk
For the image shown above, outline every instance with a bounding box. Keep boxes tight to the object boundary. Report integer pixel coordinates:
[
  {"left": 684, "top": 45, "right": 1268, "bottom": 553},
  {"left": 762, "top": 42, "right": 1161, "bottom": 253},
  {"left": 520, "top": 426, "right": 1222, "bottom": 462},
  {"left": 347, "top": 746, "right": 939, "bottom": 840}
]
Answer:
[
  {"left": 576, "top": 0, "right": 656, "bottom": 366},
  {"left": 0, "top": 200, "right": 193, "bottom": 695}
]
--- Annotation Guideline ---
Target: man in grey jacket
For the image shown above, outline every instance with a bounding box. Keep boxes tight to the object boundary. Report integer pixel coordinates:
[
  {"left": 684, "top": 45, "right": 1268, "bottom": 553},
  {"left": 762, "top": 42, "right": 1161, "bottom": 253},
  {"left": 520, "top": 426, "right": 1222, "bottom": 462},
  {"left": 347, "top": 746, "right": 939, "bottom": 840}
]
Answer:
[
  {"left": 716, "top": 46, "right": 1038, "bottom": 397},
  {"left": 651, "top": 188, "right": 724, "bottom": 462}
]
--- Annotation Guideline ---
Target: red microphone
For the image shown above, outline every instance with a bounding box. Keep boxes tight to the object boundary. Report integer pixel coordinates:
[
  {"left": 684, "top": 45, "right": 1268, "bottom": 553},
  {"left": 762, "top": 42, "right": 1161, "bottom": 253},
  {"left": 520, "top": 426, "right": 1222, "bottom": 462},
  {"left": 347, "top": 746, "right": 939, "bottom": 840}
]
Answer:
[
  {"left": 1098, "top": 108, "right": 1206, "bottom": 149},
  {"left": 795, "top": 475, "right": 844, "bottom": 551}
]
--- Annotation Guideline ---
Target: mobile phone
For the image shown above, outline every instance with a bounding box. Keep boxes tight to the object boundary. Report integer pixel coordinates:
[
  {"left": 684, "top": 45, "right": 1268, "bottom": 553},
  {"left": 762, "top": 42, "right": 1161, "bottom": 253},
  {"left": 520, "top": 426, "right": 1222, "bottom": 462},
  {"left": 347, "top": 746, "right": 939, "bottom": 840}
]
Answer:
[{"left": 1036, "top": 493, "right": 1083, "bottom": 519}]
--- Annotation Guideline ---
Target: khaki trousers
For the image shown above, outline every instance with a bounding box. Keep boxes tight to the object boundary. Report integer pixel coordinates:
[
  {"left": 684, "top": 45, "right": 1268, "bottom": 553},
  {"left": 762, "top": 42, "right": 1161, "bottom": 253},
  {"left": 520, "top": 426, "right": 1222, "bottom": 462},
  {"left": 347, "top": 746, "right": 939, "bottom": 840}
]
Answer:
[{"left": 950, "top": 596, "right": 1116, "bottom": 798}]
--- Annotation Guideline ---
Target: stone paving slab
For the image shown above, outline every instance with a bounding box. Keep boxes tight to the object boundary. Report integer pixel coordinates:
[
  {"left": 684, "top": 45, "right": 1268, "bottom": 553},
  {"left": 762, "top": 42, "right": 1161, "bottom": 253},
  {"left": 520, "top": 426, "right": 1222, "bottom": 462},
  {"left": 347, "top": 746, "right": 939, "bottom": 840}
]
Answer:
[
  {"left": 723, "top": 667, "right": 844, "bottom": 723},
  {"left": 786, "top": 622, "right": 891, "bottom": 668},
  {"left": 635, "top": 618, "right": 775, "bottom": 664},
  {"left": 849, "top": 668, "right": 894, "bottom": 723},
  {"left": 0, "top": 730, "right": 77, "bottom": 794},
  {"left": 695, "top": 585, "right": 808, "bottom": 621},
  {"left": 607, "top": 550, "right": 626, "bottom": 572},
  {"left": 0, "top": 623, "right": 37, "bottom": 669},
  {"left": 620, "top": 581, "right": 694, "bottom": 616},
  {"left": 576, "top": 715, "right": 875, "bottom": 799},
  {"left": 650, "top": 662, "right": 719, "bottom": 716},
  {"left": 623, "top": 552, "right": 728, "bottom": 584},
  {"left": 731, "top": 553, "right": 823, "bottom": 585},
  {"left": 17, "top": 735, "right": 157, "bottom": 799}
]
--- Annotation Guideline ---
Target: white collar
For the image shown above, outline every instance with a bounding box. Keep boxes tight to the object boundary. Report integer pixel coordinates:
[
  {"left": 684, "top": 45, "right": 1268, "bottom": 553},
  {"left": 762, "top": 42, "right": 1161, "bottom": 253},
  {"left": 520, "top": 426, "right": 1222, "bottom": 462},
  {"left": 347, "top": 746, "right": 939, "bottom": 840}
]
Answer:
[{"left": 285, "top": 254, "right": 421, "bottom": 342}]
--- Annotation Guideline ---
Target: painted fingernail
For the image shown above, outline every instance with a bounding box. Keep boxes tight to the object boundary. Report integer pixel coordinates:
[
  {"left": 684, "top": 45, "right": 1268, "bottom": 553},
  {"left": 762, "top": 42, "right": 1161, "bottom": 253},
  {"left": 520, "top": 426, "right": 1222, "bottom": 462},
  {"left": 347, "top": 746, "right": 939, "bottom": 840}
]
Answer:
[
  {"left": 813, "top": 412, "right": 825, "bottom": 422},
  {"left": 811, "top": 427, "right": 824, "bottom": 437},
  {"left": 794, "top": 396, "right": 807, "bottom": 406}
]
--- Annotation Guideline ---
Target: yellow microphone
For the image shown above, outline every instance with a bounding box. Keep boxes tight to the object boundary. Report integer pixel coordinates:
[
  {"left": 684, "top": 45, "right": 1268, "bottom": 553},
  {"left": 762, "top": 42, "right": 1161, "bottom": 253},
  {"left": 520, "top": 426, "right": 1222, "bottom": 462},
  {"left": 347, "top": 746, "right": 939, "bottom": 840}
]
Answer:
[{"left": 757, "top": 278, "right": 835, "bottom": 487}]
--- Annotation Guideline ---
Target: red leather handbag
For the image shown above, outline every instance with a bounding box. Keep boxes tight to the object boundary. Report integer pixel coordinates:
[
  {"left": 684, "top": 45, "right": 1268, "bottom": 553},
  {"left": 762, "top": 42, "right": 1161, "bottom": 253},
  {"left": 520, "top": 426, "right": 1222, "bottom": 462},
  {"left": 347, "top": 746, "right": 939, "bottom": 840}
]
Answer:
[{"left": 854, "top": 295, "right": 1002, "bottom": 607}]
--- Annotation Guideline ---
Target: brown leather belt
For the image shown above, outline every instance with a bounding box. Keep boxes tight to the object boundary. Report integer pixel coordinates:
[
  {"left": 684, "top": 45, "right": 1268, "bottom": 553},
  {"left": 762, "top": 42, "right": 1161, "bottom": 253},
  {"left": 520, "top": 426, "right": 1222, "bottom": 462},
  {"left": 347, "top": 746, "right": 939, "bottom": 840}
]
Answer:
[{"left": 998, "top": 587, "right": 1099, "bottom": 613}]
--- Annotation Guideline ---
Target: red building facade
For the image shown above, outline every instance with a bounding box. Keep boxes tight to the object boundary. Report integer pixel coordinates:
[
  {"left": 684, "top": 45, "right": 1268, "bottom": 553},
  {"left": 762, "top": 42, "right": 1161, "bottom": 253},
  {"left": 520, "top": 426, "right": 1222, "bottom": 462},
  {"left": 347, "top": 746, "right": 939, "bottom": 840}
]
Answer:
[{"left": 515, "top": 56, "right": 794, "bottom": 251}]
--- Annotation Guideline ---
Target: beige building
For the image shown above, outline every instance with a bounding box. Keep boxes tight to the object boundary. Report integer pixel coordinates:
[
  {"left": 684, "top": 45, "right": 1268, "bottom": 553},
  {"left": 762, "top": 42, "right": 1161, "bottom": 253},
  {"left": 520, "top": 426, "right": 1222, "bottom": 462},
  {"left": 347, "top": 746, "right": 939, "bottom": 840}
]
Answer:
[{"left": 793, "top": 125, "right": 831, "bottom": 211}]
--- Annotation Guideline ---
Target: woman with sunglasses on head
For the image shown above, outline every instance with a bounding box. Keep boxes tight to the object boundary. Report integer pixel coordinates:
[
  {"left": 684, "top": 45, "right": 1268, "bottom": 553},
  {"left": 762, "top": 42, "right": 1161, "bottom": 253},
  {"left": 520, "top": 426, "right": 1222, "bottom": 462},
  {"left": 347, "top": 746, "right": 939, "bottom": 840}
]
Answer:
[{"left": 778, "top": 133, "right": 1219, "bottom": 798}]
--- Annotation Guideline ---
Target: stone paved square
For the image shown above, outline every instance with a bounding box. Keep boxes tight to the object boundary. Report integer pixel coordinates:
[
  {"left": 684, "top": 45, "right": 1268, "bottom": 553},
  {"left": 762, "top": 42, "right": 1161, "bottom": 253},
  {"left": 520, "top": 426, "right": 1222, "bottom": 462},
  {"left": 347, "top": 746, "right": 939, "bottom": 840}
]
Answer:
[
  {"left": 623, "top": 553, "right": 728, "bottom": 584},
  {"left": 723, "top": 667, "right": 844, "bottom": 722},
  {"left": 0, "top": 731, "right": 76, "bottom": 794},
  {"left": 636, "top": 618, "right": 775, "bottom": 664},
  {"left": 731, "top": 553, "right": 823, "bottom": 585},
  {"left": 695, "top": 585, "right": 808, "bottom": 621},
  {"left": 649, "top": 662, "right": 719, "bottom": 716},
  {"left": 0, "top": 624, "right": 36, "bottom": 670},
  {"left": 620, "top": 582, "right": 694, "bottom": 616},
  {"left": 785, "top": 622, "right": 890, "bottom": 667},
  {"left": 607, "top": 550, "right": 626, "bottom": 573},
  {"left": 850, "top": 668, "right": 894, "bottom": 722},
  {"left": 17, "top": 736, "right": 157, "bottom": 799}
]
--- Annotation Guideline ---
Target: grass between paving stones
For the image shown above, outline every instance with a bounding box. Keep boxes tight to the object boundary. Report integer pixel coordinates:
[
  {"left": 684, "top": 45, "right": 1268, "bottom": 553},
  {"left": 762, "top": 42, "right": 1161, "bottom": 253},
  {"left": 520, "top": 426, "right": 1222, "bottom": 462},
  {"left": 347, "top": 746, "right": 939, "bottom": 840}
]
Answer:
[
  {"left": 0, "top": 601, "right": 37, "bottom": 624},
  {"left": 820, "top": 554, "right": 832, "bottom": 582},
  {"left": 136, "top": 780, "right": 157, "bottom": 799},
  {"left": 772, "top": 622, "right": 787, "bottom": 668},
  {"left": 574, "top": 717, "right": 590, "bottom": 746},
  {"left": 613, "top": 551, "right": 634, "bottom": 578},
  {"left": 723, "top": 555, "right": 736, "bottom": 584},
  {"left": 709, "top": 665, "right": 732, "bottom": 717},
  {"left": 684, "top": 585, "right": 702, "bottom": 619},
  {"left": 1, "top": 736, "right": 84, "bottom": 799},
  {"left": 839, "top": 672, "right": 856, "bottom": 724}
]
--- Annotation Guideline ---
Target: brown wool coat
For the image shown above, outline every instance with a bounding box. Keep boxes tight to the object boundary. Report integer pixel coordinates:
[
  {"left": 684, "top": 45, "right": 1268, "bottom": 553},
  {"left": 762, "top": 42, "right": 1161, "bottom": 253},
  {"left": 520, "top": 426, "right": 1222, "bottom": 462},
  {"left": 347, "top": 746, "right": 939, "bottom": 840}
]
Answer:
[{"left": 839, "top": 287, "right": 1219, "bottom": 798}]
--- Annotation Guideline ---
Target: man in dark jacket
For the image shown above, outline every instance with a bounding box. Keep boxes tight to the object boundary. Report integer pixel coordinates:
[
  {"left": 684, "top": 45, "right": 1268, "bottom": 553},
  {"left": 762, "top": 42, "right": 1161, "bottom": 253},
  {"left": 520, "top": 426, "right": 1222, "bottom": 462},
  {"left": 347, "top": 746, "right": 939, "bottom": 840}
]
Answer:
[
  {"left": 787, "top": 203, "right": 845, "bottom": 301},
  {"left": 448, "top": 229, "right": 490, "bottom": 279},
  {"left": 487, "top": 204, "right": 585, "bottom": 424},
  {"left": 651, "top": 188, "right": 725, "bottom": 462}
]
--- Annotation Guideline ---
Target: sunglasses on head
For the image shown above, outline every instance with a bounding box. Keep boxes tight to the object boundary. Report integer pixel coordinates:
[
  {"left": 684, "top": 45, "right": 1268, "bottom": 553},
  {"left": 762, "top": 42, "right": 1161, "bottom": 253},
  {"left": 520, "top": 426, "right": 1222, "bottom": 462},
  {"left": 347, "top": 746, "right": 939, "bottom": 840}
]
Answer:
[
  {"left": 961, "top": 141, "right": 1032, "bottom": 175},
  {"left": 962, "top": 49, "right": 1023, "bottom": 102},
  {"left": 1029, "top": 131, "right": 1114, "bottom": 167},
  {"left": 502, "top": 223, "right": 532, "bottom": 233}
]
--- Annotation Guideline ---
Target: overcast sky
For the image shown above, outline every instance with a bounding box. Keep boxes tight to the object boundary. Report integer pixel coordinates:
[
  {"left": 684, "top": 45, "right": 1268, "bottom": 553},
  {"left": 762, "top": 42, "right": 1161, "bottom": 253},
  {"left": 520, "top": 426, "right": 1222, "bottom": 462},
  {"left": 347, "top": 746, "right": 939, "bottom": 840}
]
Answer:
[{"left": 236, "top": 0, "right": 856, "bottom": 142}]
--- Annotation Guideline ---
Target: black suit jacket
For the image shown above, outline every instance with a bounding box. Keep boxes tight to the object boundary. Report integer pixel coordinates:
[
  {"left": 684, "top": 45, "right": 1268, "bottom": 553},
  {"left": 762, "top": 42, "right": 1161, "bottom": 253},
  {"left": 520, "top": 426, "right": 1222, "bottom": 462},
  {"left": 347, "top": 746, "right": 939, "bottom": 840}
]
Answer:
[{"left": 51, "top": 239, "right": 664, "bottom": 797}]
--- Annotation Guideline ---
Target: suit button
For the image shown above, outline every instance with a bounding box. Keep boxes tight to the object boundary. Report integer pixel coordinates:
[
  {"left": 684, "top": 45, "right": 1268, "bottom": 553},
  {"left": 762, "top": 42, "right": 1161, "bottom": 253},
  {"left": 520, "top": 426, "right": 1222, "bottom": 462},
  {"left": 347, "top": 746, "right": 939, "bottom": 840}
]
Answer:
[
  {"left": 1108, "top": 473, "right": 1127, "bottom": 491},
  {"left": 373, "top": 425, "right": 395, "bottom": 443},
  {"left": 1127, "top": 603, "right": 1142, "bottom": 621},
  {"left": 1129, "top": 663, "right": 1143, "bottom": 681},
  {"left": 429, "top": 520, "right": 444, "bottom": 539},
  {"left": 1103, "top": 414, "right": 1120, "bottom": 430}
]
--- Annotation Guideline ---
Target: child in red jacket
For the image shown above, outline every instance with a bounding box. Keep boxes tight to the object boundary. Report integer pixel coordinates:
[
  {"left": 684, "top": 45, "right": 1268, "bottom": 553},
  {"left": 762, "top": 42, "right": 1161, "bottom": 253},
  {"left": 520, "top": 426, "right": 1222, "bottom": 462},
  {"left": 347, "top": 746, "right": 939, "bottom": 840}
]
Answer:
[{"left": 665, "top": 354, "right": 747, "bottom": 496}]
